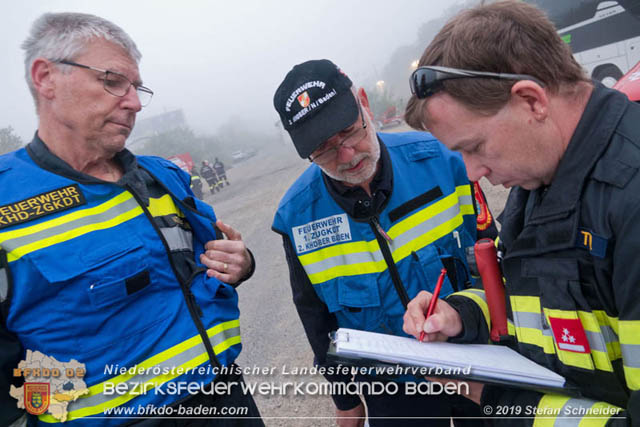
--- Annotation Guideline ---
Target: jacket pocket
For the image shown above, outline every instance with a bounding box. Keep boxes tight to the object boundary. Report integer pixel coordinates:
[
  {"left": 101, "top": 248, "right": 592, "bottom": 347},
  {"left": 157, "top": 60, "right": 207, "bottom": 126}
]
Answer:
[
  {"left": 28, "top": 237, "right": 168, "bottom": 356},
  {"left": 322, "top": 277, "right": 386, "bottom": 332},
  {"left": 410, "top": 245, "right": 455, "bottom": 297}
]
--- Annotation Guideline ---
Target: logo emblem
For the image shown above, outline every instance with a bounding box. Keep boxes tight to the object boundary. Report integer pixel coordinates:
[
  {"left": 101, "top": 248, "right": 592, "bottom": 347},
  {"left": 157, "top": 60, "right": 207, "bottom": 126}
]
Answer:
[
  {"left": 297, "top": 91, "right": 310, "bottom": 108},
  {"left": 548, "top": 317, "right": 591, "bottom": 354},
  {"left": 24, "top": 383, "right": 50, "bottom": 415}
]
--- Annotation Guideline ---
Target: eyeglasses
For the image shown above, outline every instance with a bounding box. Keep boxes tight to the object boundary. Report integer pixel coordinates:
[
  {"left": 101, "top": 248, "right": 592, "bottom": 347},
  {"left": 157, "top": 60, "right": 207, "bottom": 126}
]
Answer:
[
  {"left": 409, "top": 65, "right": 544, "bottom": 99},
  {"left": 309, "top": 100, "right": 368, "bottom": 164},
  {"left": 57, "top": 60, "right": 154, "bottom": 107}
]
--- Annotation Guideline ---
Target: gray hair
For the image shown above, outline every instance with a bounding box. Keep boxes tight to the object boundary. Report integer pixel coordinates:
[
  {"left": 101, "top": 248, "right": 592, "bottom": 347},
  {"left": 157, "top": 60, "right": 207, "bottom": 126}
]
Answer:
[{"left": 21, "top": 12, "right": 142, "bottom": 104}]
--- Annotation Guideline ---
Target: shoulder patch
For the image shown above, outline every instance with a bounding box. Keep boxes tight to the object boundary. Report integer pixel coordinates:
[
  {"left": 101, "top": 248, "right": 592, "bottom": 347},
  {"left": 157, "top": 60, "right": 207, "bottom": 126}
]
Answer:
[
  {"left": 0, "top": 184, "right": 86, "bottom": 230},
  {"left": 473, "top": 181, "right": 493, "bottom": 231}
]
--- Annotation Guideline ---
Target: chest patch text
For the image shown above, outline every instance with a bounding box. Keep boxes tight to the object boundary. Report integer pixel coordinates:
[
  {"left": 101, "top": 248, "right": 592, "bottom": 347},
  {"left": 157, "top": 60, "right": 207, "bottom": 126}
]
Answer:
[
  {"left": 292, "top": 213, "right": 352, "bottom": 254},
  {"left": 0, "top": 185, "right": 86, "bottom": 229}
]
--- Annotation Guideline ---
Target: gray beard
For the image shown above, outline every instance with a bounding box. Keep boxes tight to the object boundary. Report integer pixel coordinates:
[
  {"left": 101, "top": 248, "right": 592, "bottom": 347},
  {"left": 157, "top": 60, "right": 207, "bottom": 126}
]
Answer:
[{"left": 319, "top": 132, "right": 381, "bottom": 186}]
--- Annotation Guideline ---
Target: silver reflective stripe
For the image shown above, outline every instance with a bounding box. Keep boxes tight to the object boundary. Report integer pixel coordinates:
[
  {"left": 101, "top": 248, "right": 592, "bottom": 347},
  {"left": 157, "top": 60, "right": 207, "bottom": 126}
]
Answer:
[
  {"left": 585, "top": 330, "right": 608, "bottom": 353},
  {"left": 160, "top": 227, "right": 193, "bottom": 252},
  {"left": 600, "top": 325, "right": 618, "bottom": 346},
  {"left": 390, "top": 203, "right": 463, "bottom": 249},
  {"left": 0, "top": 197, "right": 140, "bottom": 252},
  {"left": 0, "top": 267, "right": 7, "bottom": 302},
  {"left": 458, "top": 194, "right": 473, "bottom": 207},
  {"left": 621, "top": 343, "right": 640, "bottom": 368},
  {"left": 303, "top": 202, "right": 465, "bottom": 276},
  {"left": 459, "top": 288, "right": 486, "bottom": 301},
  {"left": 515, "top": 312, "right": 614, "bottom": 355},
  {"left": 68, "top": 325, "right": 241, "bottom": 411},
  {"left": 554, "top": 398, "right": 607, "bottom": 426},
  {"left": 512, "top": 311, "right": 553, "bottom": 337}
]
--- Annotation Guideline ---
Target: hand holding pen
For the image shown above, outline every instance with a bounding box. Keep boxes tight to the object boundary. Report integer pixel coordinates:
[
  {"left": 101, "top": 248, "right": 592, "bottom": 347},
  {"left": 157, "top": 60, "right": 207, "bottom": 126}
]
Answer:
[
  {"left": 419, "top": 268, "right": 447, "bottom": 342},
  {"left": 402, "top": 267, "right": 464, "bottom": 342}
]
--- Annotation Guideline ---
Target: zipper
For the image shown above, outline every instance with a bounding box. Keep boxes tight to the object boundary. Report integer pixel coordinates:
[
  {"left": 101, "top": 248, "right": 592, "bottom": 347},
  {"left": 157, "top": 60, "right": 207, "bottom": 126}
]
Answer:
[
  {"left": 369, "top": 215, "right": 410, "bottom": 308},
  {"left": 371, "top": 216, "right": 392, "bottom": 243},
  {"left": 125, "top": 184, "right": 221, "bottom": 369}
]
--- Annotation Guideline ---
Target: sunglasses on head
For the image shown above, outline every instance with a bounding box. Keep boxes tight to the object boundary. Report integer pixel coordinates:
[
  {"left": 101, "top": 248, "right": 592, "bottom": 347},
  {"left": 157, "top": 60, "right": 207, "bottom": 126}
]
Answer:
[{"left": 409, "top": 65, "right": 545, "bottom": 99}]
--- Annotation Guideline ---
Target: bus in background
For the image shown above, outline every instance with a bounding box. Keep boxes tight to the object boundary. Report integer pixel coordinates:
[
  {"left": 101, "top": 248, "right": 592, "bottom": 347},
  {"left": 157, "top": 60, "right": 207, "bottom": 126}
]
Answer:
[{"left": 527, "top": 0, "right": 640, "bottom": 87}]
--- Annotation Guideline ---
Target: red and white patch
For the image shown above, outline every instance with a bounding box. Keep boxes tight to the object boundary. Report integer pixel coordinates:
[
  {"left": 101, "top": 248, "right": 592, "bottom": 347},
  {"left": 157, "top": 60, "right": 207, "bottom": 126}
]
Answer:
[
  {"left": 297, "top": 91, "right": 310, "bottom": 108},
  {"left": 548, "top": 317, "right": 591, "bottom": 354}
]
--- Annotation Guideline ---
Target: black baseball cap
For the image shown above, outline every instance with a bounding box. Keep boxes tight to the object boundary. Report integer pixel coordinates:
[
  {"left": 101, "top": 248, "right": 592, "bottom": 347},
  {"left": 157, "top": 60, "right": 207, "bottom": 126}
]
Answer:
[{"left": 273, "top": 59, "right": 359, "bottom": 158}]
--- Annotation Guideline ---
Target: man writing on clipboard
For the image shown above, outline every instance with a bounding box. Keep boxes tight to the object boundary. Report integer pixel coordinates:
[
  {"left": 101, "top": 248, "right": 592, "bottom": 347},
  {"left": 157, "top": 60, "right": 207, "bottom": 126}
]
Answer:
[
  {"left": 271, "top": 59, "right": 496, "bottom": 426},
  {"left": 402, "top": 1, "right": 639, "bottom": 425}
]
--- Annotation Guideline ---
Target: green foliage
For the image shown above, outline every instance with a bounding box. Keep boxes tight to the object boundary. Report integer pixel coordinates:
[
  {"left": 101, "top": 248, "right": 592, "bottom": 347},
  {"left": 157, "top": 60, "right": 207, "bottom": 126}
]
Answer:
[{"left": 0, "top": 126, "right": 24, "bottom": 155}]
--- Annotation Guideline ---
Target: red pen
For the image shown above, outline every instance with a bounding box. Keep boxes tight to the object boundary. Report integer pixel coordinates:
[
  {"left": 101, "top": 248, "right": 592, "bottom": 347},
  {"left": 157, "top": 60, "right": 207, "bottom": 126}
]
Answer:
[{"left": 419, "top": 268, "right": 447, "bottom": 342}]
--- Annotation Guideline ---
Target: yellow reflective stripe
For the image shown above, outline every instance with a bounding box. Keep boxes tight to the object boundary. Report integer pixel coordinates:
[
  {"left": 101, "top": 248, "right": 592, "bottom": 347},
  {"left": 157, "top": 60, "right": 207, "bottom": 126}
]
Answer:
[
  {"left": 299, "top": 239, "right": 379, "bottom": 266},
  {"left": 305, "top": 212, "right": 465, "bottom": 284},
  {"left": 216, "top": 335, "right": 242, "bottom": 354},
  {"left": 386, "top": 190, "right": 459, "bottom": 237},
  {"left": 42, "top": 351, "right": 210, "bottom": 422},
  {"left": 393, "top": 210, "right": 464, "bottom": 261},
  {"left": 456, "top": 184, "right": 472, "bottom": 198},
  {"left": 7, "top": 206, "right": 142, "bottom": 262},
  {"left": 308, "top": 259, "right": 385, "bottom": 282},
  {"left": 0, "top": 191, "right": 132, "bottom": 246},
  {"left": 623, "top": 366, "right": 640, "bottom": 390},
  {"left": 148, "top": 194, "right": 184, "bottom": 218},
  {"left": 456, "top": 185, "right": 475, "bottom": 216},
  {"left": 95, "top": 319, "right": 239, "bottom": 392},
  {"left": 299, "top": 185, "right": 474, "bottom": 273},
  {"left": 305, "top": 205, "right": 471, "bottom": 284},
  {"left": 544, "top": 309, "right": 594, "bottom": 370},
  {"left": 578, "top": 311, "right": 613, "bottom": 372},
  {"left": 620, "top": 320, "right": 640, "bottom": 390},
  {"left": 460, "top": 204, "right": 475, "bottom": 216},
  {"left": 593, "top": 310, "right": 621, "bottom": 360},
  {"left": 534, "top": 395, "right": 622, "bottom": 427},
  {"left": 578, "top": 401, "right": 622, "bottom": 427},
  {"left": 39, "top": 319, "right": 241, "bottom": 423},
  {"left": 589, "top": 349, "right": 614, "bottom": 373},
  {"left": 510, "top": 296, "right": 556, "bottom": 354},
  {"left": 511, "top": 295, "right": 541, "bottom": 313},
  {"left": 544, "top": 309, "right": 580, "bottom": 320},
  {"left": 516, "top": 326, "right": 556, "bottom": 354},
  {"left": 386, "top": 185, "right": 473, "bottom": 238},
  {"left": 533, "top": 394, "right": 570, "bottom": 427},
  {"left": 507, "top": 319, "right": 516, "bottom": 337},
  {"left": 607, "top": 341, "right": 622, "bottom": 361},
  {"left": 619, "top": 320, "right": 640, "bottom": 345},
  {"left": 589, "top": 351, "right": 614, "bottom": 372},
  {"left": 452, "top": 289, "right": 490, "bottom": 333}
]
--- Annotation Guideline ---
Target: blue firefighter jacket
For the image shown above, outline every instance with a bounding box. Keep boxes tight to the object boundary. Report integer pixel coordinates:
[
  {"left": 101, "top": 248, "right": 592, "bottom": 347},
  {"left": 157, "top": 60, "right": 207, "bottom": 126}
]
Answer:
[
  {"left": 0, "top": 148, "right": 241, "bottom": 425},
  {"left": 272, "top": 132, "right": 478, "bottom": 336}
]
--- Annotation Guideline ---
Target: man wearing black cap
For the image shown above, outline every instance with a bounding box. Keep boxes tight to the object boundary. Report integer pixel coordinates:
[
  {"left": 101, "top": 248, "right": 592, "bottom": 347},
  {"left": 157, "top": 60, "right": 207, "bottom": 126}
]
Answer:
[{"left": 271, "top": 59, "right": 495, "bottom": 426}]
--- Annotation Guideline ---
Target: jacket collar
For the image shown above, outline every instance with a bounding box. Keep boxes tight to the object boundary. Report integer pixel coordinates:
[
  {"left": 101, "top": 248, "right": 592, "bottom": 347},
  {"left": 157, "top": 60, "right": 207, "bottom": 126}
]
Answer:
[
  {"left": 322, "top": 135, "right": 393, "bottom": 219},
  {"left": 527, "top": 82, "right": 628, "bottom": 225}
]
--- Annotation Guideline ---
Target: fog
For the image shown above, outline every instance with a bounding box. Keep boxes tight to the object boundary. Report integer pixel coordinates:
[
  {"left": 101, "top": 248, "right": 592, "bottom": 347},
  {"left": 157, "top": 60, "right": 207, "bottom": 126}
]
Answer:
[{"left": 1, "top": 0, "right": 465, "bottom": 146}]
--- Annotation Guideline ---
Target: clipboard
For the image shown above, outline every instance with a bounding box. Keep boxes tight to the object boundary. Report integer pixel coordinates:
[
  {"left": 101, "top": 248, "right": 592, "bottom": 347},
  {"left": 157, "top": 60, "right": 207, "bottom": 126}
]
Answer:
[{"left": 327, "top": 328, "right": 582, "bottom": 396}]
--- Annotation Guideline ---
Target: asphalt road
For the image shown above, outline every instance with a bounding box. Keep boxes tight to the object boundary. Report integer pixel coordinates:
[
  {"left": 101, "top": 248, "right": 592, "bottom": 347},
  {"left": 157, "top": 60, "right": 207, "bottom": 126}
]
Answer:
[{"left": 202, "top": 126, "right": 509, "bottom": 426}]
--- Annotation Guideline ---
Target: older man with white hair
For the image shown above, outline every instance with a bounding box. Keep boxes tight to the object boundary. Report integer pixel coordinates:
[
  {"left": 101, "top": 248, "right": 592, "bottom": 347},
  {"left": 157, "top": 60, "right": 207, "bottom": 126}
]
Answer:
[
  {"left": 1, "top": 12, "right": 261, "bottom": 426},
  {"left": 272, "top": 59, "right": 496, "bottom": 426}
]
